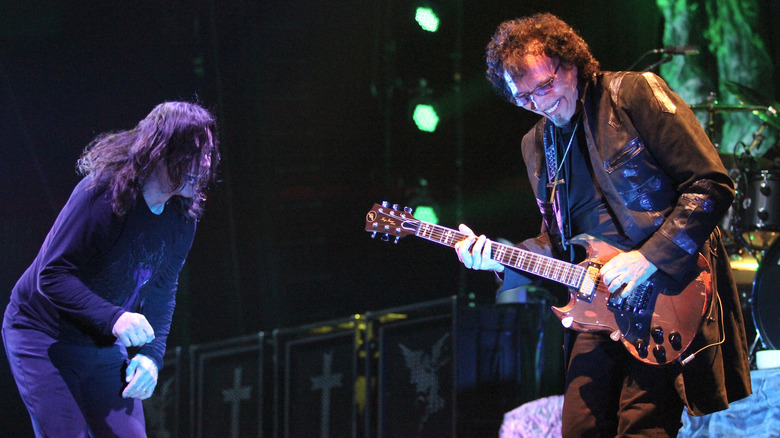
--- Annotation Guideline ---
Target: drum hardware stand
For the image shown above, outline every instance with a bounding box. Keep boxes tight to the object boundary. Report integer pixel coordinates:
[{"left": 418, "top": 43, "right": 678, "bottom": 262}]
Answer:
[
  {"left": 729, "top": 118, "right": 778, "bottom": 259},
  {"left": 747, "top": 123, "right": 767, "bottom": 153},
  {"left": 730, "top": 131, "right": 778, "bottom": 369},
  {"left": 748, "top": 331, "right": 766, "bottom": 368},
  {"left": 702, "top": 92, "right": 719, "bottom": 146},
  {"left": 694, "top": 82, "right": 780, "bottom": 367}
]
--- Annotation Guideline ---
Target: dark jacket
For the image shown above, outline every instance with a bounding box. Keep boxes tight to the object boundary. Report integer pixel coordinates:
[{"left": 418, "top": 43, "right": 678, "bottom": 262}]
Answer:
[{"left": 505, "top": 71, "right": 751, "bottom": 415}]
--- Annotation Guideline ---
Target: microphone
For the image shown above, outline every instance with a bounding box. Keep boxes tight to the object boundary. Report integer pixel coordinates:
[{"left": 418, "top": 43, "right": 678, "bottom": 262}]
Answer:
[{"left": 652, "top": 45, "right": 700, "bottom": 55}]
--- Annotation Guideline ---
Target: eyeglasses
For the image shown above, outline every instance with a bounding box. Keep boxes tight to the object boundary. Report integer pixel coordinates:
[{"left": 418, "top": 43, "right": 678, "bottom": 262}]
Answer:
[
  {"left": 184, "top": 173, "right": 205, "bottom": 186},
  {"left": 514, "top": 63, "right": 561, "bottom": 107}
]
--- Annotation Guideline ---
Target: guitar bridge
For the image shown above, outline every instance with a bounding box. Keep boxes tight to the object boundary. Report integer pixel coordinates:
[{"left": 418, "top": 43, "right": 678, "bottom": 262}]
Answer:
[{"left": 608, "top": 283, "right": 653, "bottom": 314}]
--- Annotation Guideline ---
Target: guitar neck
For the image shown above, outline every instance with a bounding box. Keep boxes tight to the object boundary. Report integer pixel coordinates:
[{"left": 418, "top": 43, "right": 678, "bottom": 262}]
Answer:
[{"left": 415, "top": 221, "right": 585, "bottom": 289}]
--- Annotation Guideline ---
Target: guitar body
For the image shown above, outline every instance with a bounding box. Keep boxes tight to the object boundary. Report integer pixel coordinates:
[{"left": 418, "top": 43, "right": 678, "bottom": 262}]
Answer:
[{"left": 551, "top": 234, "right": 713, "bottom": 365}]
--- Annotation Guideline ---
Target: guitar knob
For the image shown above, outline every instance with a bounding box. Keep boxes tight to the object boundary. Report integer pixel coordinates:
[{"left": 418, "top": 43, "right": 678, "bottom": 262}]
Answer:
[
  {"left": 651, "top": 326, "right": 664, "bottom": 345},
  {"left": 634, "top": 339, "right": 648, "bottom": 359},
  {"left": 653, "top": 345, "right": 667, "bottom": 363},
  {"left": 669, "top": 331, "right": 683, "bottom": 351}
]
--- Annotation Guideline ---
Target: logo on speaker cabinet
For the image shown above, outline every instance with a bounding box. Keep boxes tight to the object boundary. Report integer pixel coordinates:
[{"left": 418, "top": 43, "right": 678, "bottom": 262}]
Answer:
[{"left": 398, "top": 332, "right": 451, "bottom": 432}]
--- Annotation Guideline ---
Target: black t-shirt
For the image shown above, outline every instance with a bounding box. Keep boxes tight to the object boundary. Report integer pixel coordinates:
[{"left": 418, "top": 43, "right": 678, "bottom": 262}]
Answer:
[{"left": 556, "top": 119, "right": 635, "bottom": 253}]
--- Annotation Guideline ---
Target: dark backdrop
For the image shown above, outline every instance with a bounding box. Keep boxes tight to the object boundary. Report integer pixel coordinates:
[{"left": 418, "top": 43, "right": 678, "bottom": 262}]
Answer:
[{"left": 1, "top": 1, "right": 776, "bottom": 435}]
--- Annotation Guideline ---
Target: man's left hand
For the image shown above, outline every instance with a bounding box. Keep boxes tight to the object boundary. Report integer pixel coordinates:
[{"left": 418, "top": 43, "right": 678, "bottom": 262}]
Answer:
[
  {"left": 600, "top": 250, "right": 658, "bottom": 297},
  {"left": 122, "top": 354, "right": 159, "bottom": 400}
]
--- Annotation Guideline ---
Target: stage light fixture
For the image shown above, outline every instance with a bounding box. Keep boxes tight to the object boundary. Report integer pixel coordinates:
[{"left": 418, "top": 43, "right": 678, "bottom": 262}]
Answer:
[
  {"left": 409, "top": 78, "right": 439, "bottom": 133},
  {"left": 409, "top": 178, "right": 440, "bottom": 224},
  {"left": 413, "top": 205, "right": 439, "bottom": 224},
  {"left": 412, "top": 103, "right": 439, "bottom": 132},
  {"left": 414, "top": 7, "right": 440, "bottom": 32}
]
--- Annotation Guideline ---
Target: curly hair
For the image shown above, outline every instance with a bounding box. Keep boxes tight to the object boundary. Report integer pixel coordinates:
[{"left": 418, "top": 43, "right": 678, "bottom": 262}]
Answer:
[
  {"left": 76, "top": 101, "right": 220, "bottom": 219},
  {"left": 486, "top": 13, "right": 600, "bottom": 103}
]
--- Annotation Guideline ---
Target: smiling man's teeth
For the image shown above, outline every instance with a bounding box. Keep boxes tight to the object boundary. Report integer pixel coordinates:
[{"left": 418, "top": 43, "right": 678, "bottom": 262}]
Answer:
[{"left": 544, "top": 100, "right": 560, "bottom": 115}]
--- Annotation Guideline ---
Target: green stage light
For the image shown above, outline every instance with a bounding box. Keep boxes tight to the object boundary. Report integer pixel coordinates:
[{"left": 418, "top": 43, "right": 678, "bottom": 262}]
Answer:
[
  {"left": 415, "top": 7, "right": 439, "bottom": 32},
  {"left": 413, "top": 205, "right": 439, "bottom": 224},
  {"left": 412, "top": 104, "right": 439, "bottom": 132}
]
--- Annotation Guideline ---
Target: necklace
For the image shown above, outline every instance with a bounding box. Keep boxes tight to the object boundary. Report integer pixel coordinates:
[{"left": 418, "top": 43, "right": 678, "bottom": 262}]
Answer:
[{"left": 548, "top": 115, "right": 581, "bottom": 203}]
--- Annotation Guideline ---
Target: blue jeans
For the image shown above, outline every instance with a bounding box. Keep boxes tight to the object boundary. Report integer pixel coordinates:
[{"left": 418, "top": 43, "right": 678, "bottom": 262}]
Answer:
[{"left": 3, "top": 322, "right": 146, "bottom": 437}]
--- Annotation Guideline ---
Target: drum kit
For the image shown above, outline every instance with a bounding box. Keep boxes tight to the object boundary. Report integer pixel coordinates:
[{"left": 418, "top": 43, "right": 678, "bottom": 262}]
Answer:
[{"left": 690, "top": 81, "right": 780, "bottom": 360}]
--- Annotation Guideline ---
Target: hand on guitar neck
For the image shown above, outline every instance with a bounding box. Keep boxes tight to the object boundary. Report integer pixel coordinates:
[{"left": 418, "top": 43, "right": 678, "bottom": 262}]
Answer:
[
  {"left": 455, "top": 223, "right": 658, "bottom": 299},
  {"left": 454, "top": 224, "right": 505, "bottom": 273}
]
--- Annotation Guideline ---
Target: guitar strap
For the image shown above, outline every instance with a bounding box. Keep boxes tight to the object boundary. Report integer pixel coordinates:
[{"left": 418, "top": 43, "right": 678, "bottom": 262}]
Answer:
[
  {"left": 543, "top": 118, "right": 580, "bottom": 258},
  {"left": 543, "top": 122, "right": 559, "bottom": 196},
  {"left": 543, "top": 122, "right": 566, "bottom": 242},
  {"left": 532, "top": 121, "right": 569, "bottom": 259}
]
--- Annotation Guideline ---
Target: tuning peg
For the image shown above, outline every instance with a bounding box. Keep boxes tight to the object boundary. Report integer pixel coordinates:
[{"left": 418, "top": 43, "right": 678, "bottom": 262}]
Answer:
[
  {"left": 370, "top": 232, "right": 377, "bottom": 239},
  {"left": 381, "top": 233, "right": 390, "bottom": 242},
  {"left": 393, "top": 236, "right": 400, "bottom": 244},
  {"left": 404, "top": 206, "right": 413, "bottom": 214},
  {"left": 392, "top": 204, "right": 399, "bottom": 211},
  {"left": 381, "top": 201, "right": 389, "bottom": 207}
]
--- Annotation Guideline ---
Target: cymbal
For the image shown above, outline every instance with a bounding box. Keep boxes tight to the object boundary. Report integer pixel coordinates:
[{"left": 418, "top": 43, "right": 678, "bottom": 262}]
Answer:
[
  {"left": 718, "top": 152, "right": 773, "bottom": 169},
  {"left": 697, "top": 80, "right": 780, "bottom": 130},
  {"left": 755, "top": 108, "right": 780, "bottom": 130},
  {"left": 724, "top": 81, "right": 776, "bottom": 108},
  {"left": 690, "top": 102, "right": 766, "bottom": 112}
]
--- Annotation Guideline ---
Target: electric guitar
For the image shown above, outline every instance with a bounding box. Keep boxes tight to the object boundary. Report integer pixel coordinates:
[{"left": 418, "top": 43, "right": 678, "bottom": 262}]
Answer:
[{"left": 365, "top": 202, "right": 712, "bottom": 365}]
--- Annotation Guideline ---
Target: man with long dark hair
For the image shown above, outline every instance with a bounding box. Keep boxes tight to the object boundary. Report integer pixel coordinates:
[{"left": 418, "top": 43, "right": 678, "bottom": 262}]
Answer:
[
  {"left": 3, "top": 101, "right": 220, "bottom": 436},
  {"left": 454, "top": 13, "right": 751, "bottom": 436}
]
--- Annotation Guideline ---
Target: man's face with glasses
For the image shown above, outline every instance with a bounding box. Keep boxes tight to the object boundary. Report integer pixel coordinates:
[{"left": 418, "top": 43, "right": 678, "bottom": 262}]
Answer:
[
  {"left": 173, "top": 152, "right": 212, "bottom": 198},
  {"left": 503, "top": 54, "right": 580, "bottom": 127}
]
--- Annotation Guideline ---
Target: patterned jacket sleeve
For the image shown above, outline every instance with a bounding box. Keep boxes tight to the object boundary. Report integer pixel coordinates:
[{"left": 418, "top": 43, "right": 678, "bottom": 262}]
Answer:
[{"left": 620, "top": 73, "right": 734, "bottom": 279}]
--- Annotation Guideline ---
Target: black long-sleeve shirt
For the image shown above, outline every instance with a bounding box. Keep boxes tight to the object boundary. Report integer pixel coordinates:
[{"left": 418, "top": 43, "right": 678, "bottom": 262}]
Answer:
[{"left": 5, "top": 176, "right": 195, "bottom": 370}]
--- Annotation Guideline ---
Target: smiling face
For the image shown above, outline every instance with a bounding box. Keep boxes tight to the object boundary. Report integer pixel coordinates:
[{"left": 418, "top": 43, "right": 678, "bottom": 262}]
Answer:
[{"left": 504, "top": 53, "right": 580, "bottom": 127}]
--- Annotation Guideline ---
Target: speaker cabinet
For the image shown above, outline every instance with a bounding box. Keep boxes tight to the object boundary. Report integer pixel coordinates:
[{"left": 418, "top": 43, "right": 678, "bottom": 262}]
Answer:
[
  {"left": 189, "top": 333, "right": 266, "bottom": 438},
  {"left": 272, "top": 316, "right": 364, "bottom": 438},
  {"left": 365, "top": 296, "right": 563, "bottom": 437}
]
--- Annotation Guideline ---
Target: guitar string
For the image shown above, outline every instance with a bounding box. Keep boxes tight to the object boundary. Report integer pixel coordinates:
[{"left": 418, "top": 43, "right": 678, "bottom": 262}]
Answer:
[{"left": 420, "top": 225, "right": 584, "bottom": 286}]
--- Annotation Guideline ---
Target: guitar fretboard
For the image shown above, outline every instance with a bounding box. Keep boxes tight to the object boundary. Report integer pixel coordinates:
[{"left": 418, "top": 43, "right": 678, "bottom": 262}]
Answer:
[{"left": 416, "top": 221, "right": 585, "bottom": 288}]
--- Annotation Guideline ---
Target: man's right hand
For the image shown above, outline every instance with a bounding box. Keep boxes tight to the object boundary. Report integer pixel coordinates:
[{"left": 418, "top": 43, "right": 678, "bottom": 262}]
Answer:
[{"left": 112, "top": 312, "right": 155, "bottom": 347}]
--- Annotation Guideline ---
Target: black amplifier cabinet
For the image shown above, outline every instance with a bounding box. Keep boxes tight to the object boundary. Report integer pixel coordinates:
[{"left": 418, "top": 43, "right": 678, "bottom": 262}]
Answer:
[
  {"left": 272, "top": 315, "right": 365, "bottom": 438},
  {"left": 189, "top": 332, "right": 267, "bottom": 438},
  {"left": 364, "top": 296, "right": 563, "bottom": 438}
]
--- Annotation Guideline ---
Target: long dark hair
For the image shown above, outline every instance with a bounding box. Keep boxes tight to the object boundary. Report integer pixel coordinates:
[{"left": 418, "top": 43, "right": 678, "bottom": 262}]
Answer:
[
  {"left": 76, "top": 101, "right": 220, "bottom": 219},
  {"left": 486, "top": 13, "right": 601, "bottom": 103}
]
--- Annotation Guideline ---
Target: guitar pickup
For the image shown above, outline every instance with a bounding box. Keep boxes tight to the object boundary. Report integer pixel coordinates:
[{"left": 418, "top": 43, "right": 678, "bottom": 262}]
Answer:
[{"left": 577, "top": 264, "right": 601, "bottom": 302}]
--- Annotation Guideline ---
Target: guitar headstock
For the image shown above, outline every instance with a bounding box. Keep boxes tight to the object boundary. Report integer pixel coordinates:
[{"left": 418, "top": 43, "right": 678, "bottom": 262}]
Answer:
[{"left": 365, "top": 202, "right": 419, "bottom": 243}]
